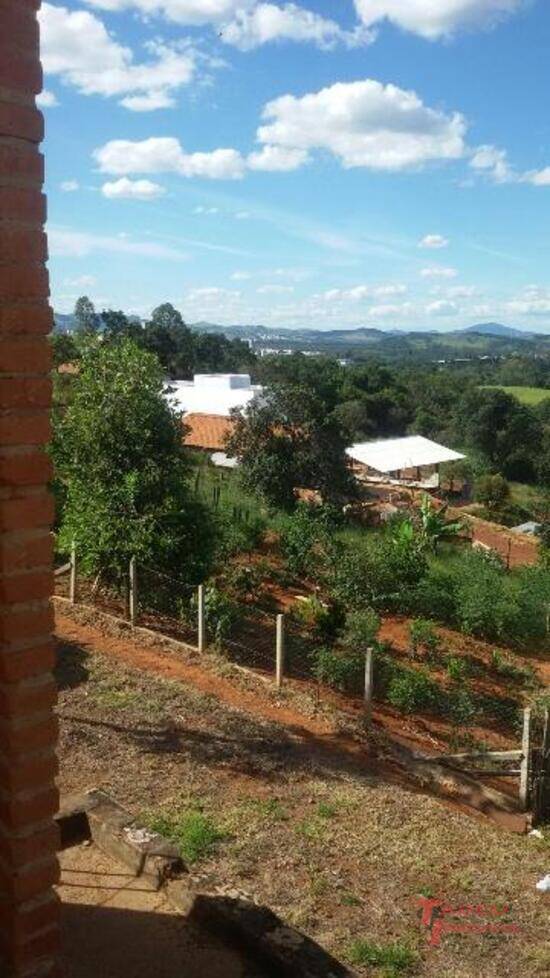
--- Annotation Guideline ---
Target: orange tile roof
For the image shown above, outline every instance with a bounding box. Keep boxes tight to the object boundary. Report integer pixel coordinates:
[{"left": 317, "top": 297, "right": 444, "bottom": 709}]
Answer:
[{"left": 183, "top": 413, "right": 236, "bottom": 451}]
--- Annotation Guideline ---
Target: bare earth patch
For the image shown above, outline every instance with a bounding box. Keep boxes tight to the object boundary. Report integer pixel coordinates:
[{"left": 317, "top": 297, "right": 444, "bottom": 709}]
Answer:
[{"left": 55, "top": 612, "right": 550, "bottom": 978}]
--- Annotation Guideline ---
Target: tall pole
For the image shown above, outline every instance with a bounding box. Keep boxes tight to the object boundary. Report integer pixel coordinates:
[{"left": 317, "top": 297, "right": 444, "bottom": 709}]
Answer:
[
  {"left": 129, "top": 557, "right": 137, "bottom": 626},
  {"left": 198, "top": 583, "right": 205, "bottom": 652},
  {"left": 276, "top": 614, "right": 285, "bottom": 689}
]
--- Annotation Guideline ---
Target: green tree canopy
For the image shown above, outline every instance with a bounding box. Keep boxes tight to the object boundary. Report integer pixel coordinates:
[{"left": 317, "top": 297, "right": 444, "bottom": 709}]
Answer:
[
  {"left": 74, "top": 295, "right": 100, "bottom": 336},
  {"left": 226, "top": 384, "right": 354, "bottom": 510},
  {"left": 52, "top": 340, "right": 214, "bottom": 585}
]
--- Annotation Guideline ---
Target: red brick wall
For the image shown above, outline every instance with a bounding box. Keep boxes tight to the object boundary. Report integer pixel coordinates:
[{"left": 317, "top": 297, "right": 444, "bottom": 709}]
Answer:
[{"left": 0, "top": 1, "right": 59, "bottom": 976}]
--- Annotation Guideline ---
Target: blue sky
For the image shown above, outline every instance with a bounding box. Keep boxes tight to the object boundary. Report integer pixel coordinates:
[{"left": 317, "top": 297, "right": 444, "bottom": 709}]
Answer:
[{"left": 40, "top": 0, "right": 550, "bottom": 331}]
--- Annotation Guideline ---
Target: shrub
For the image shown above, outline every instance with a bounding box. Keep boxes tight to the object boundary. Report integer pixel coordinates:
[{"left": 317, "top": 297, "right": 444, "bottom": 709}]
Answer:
[
  {"left": 279, "top": 503, "right": 337, "bottom": 578},
  {"left": 329, "top": 532, "right": 428, "bottom": 614},
  {"left": 201, "top": 586, "right": 240, "bottom": 646},
  {"left": 386, "top": 669, "right": 438, "bottom": 714},
  {"left": 409, "top": 618, "right": 439, "bottom": 656},
  {"left": 312, "top": 646, "right": 364, "bottom": 693},
  {"left": 410, "top": 567, "right": 457, "bottom": 624},
  {"left": 490, "top": 649, "right": 537, "bottom": 686},
  {"left": 448, "top": 687, "right": 477, "bottom": 725},
  {"left": 216, "top": 512, "right": 266, "bottom": 559},
  {"left": 224, "top": 563, "right": 262, "bottom": 599},
  {"left": 446, "top": 655, "right": 470, "bottom": 683},
  {"left": 342, "top": 608, "right": 380, "bottom": 652},
  {"left": 292, "top": 595, "right": 344, "bottom": 641},
  {"left": 474, "top": 474, "right": 510, "bottom": 514}
]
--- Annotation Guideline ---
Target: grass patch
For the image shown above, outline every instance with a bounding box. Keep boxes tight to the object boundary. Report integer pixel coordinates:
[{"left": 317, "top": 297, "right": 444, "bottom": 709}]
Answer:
[
  {"left": 482, "top": 385, "right": 550, "bottom": 406},
  {"left": 348, "top": 939, "right": 419, "bottom": 977},
  {"left": 91, "top": 685, "right": 139, "bottom": 710},
  {"left": 145, "top": 808, "right": 225, "bottom": 864}
]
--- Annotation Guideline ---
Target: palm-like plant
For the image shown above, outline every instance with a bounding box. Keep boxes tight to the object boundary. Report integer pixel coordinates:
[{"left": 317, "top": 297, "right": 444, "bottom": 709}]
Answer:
[{"left": 418, "top": 494, "right": 463, "bottom": 551}]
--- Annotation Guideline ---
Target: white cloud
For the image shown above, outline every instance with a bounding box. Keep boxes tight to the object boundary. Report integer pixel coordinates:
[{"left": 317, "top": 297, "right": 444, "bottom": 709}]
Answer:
[
  {"left": 446, "top": 285, "right": 478, "bottom": 298},
  {"left": 84, "top": 0, "right": 255, "bottom": 26},
  {"left": 40, "top": 3, "right": 197, "bottom": 110},
  {"left": 469, "top": 144, "right": 514, "bottom": 183},
  {"left": 194, "top": 205, "right": 220, "bottom": 214},
  {"left": 235, "top": 210, "right": 251, "bottom": 219},
  {"left": 369, "top": 301, "right": 413, "bottom": 318},
  {"left": 247, "top": 144, "right": 310, "bottom": 172},
  {"left": 426, "top": 299, "right": 459, "bottom": 316},
  {"left": 354, "top": 0, "right": 525, "bottom": 40},
  {"left": 221, "top": 3, "right": 372, "bottom": 51},
  {"left": 94, "top": 137, "right": 246, "bottom": 179},
  {"left": 60, "top": 179, "right": 79, "bottom": 192},
  {"left": 101, "top": 177, "right": 166, "bottom": 200},
  {"left": 256, "top": 79, "right": 467, "bottom": 171},
  {"left": 419, "top": 233, "right": 449, "bottom": 249},
  {"left": 48, "top": 226, "right": 189, "bottom": 261},
  {"left": 420, "top": 266, "right": 458, "bottom": 279},
  {"left": 36, "top": 89, "right": 59, "bottom": 108},
  {"left": 320, "top": 283, "right": 407, "bottom": 302},
  {"left": 524, "top": 167, "right": 550, "bottom": 187},
  {"left": 231, "top": 270, "right": 252, "bottom": 281},
  {"left": 506, "top": 285, "right": 550, "bottom": 315},
  {"left": 256, "top": 284, "right": 295, "bottom": 294},
  {"left": 64, "top": 274, "right": 97, "bottom": 288}
]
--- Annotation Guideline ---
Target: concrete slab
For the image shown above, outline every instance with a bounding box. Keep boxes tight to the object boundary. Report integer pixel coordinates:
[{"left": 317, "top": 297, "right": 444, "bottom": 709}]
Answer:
[{"left": 57, "top": 844, "right": 264, "bottom": 978}]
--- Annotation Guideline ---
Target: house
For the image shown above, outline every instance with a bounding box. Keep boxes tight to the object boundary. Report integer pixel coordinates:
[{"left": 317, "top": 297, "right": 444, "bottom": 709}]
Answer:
[
  {"left": 168, "top": 373, "right": 262, "bottom": 466},
  {"left": 346, "top": 435, "right": 464, "bottom": 490}
]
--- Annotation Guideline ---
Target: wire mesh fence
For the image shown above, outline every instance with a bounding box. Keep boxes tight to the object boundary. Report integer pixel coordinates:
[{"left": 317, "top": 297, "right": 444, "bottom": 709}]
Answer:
[
  {"left": 222, "top": 602, "right": 277, "bottom": 674},
  {"left": 136, "top": 564, "right": 198, "bottom": 647}
]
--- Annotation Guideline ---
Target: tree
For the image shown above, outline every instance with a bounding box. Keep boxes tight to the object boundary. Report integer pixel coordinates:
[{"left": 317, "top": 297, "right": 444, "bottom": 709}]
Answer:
[
  {"left": 52, "top": 340, "right": 215, "bottom": 585},
  {"left": 101, "top": 309, "right": 142, "bottom": 344},
  {"left": 74, "top": 295, "right": 99, "bottom": 336},
  {"left": 226, "top": 384, "right": 354, "bottom": 510},
  {"left": 455, "top": 388, "right": 540, "bottom": 480},
  {"left": 51, "top": 332, "right": 79, "bottom": 368},
  {"left": 417, "top": 495, "right": 463, "bottom": 551},
  {"left": 474, "top": 474, "right": 511, "bottom": 515},
  {"left": 142, "top": 303, "right": 194, "bottom": 378}
]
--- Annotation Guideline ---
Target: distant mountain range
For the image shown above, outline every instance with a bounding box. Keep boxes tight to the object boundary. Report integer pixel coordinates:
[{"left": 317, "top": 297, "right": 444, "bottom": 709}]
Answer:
[{"left": 53, "top": 313, "right": 548, "bottom": 361}]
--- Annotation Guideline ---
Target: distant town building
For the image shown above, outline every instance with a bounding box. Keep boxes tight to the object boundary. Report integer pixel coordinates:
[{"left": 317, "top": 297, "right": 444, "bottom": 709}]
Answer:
[{"left": 168, "top": 373, "right": 262, "bottom": 466}]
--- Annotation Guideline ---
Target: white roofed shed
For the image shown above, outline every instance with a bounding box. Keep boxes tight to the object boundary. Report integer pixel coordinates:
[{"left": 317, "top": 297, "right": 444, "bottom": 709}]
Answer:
[
  {"left": 167, "top": 373, "right": 262, "bottom": 418},
  {"left": 346, "top": 436, "right": 464, "bottom": 487}
]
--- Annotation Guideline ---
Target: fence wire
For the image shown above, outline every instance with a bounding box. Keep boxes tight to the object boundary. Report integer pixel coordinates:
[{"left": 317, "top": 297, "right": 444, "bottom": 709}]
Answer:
[{"left": 136, "top": 564, "right": 198, "bottom": 647}]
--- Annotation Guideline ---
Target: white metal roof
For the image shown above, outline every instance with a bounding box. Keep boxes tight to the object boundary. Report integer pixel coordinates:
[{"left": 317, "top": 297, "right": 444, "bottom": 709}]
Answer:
[
  {"left": 346, "top": 436, "right": 464, "bottom": 474},
  {"left": 166, "top": 374, "right": 262, "bottom": 417}
]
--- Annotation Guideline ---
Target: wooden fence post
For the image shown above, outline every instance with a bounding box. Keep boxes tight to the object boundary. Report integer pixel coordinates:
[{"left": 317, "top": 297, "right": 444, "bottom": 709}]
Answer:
[
  {"left": 535, "top": 709, "right": 549, "bottom": 822},
  {"left": 70, "top": 541, "right": 77, "bottom": 605},
  {"left": 364, "top": 647, "right": 374, "bottom": 726},
  {"left": 129, "top": 557, "right": 137, "bottom": 627},
  {"left": 197, "top": 584, "right": 205, "bottom": 653},
  {"left": 276, "top": 614, "right": 285, "bottom": 689},
  {"left": 519, "top": 707, "right": 532, "bottom": 812}
]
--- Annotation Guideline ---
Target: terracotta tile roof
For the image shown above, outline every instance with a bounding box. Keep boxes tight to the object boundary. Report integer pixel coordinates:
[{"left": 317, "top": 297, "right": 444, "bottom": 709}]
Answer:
[{"left": 183, "top": 413, "right": 236, "bottom": 451}]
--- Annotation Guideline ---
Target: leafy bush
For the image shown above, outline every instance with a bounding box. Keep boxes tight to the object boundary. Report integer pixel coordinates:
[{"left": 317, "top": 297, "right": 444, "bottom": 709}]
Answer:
[
  {"left": 224, "top": 563, "right": 262, "bottom": 599},
  {"left": 292, "top": 595, "right": 344, "bottom": 641},
  {"left": 280, "top": 503, "right": 336, "bottom": 577},
  {"left": 446, "top": 655, "right": 470, "bottom": 683},
  {"left": 216, "top": 511, "right": 266, "bottom": 559},
  {"left": 342, "top": 608, "right": 380, "bottom": 652},
  {"left": 474, "top": 474, "right": 511, "bottom": 514},
  {"left": 490, "top": 649, "right": 537, "bottom": 685},
  {"left": 386, "top": 669, "right": 438, "bottom": 714},
  {"left": 409, "top": 618, "right": 439, "bottom": 656},
  {"left": 201, "top": 586, "right": 240, "bottom": 646},
  {"left": 410, "top": 566, "right": 457, "bottom": 623},
  {"left": 312, "top": 646, "right": 364, "bottom": 693},
  {"left": 448, "top": 687, "right": 477, "bottom": 725},
  {"left": 329, "top": 531, "right": 428, "bottom": 614}
]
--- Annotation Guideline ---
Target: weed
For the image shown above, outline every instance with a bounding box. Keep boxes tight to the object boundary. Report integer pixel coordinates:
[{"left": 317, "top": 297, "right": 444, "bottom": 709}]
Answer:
[
  {"left": 387, "top": 670, "right": 438, "bottom": 715},
  {"left": 446, "top": 655, "right": 470, "bottom": 683},
  {"left": 296, "top": 817, "right": 326, "bottom": 842},
  {"left": 252, "top": 798, "right": 288, "bottom": 821},
  {"left": 92, "top": 686, "right": 138, "bottom": 710},
  {"left": 146, "top": 809, "right": 225, "bottom": 864},
  {"left": 316, "top": 801, "right": 338, "bottom": 819},
  {"left": 409, "top": 619, "right": 439, "bottom": 657},
  {"left": 348, "top": 939, "right": 419, "bottom": 976},
  {"left": 341, "top": 893, "right": 362, "bottom": 907}
]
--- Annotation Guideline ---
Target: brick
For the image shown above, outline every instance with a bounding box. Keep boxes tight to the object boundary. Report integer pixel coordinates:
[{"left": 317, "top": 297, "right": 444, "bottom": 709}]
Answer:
[
  {"left": 0, "top": 267, "right": 50, "bottom": 302},
  {"left": 0, "top": 644, "right": 55, "bottom": 684},
  {"left": 0, "top": 4, "right": 40, "bottom": 51},
  {"left": 0, "top": 48, "right": 42, "bottom": 95},
  {"left": 0, "top": 144, "right": 44, "bottom": 183},
  {"left": 0, "top": 787, "right": 59, "bottom": 832},
  {"left": 0, "top": 603, "right": 54, "bottom": 644},
  {"left": 0, "top": 749, "right": 58, "bottom": 794},
  {"left": 0, "top": 496, "right": 54, "bottom": 533},
  {"left": 0, "top": 715, "right": 58, "bottom": 758},
  {"left": 0, "top": 572, "right": 53, "bottom": 605},
  {"left": 0, "top": 534, "right": 54, "bottom": 575},
  {"left": 0, "top": 337, "right": 51, "bottom": 373},
  {"left": 0, "top": 230, "right": 48, "bottom": 266},
  {"left": 0, "top": 101, "right": 44, "bottom": 143},
  {"left": 0, "top": 892, "right": 59, "bottom": 945},
  {"left": 0, "top": 379, "right": 52, "bottom": 410},
  {"left": 0, "top": 675, "right": 56, "bottom": 717},
  {"left": 0, "top": 452, "right": 53, "bottom": 486},
  {"left": 1, "top": 923, "right": 61, "bottom": 971},
  {"left": 0, "top": 302, "right": 52, "bottom": 336},
  {"left": 0, "top": 414, "right": 51, "bottom": 446},
  {"left": 0, "top": 892, "right": 59, "bottom": 950},
  {"left": 0, "top": 856, "right": 60, "bottom": 904},
  {"left": 0, "top": 188, "right": 47, "bottom": 225}
]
